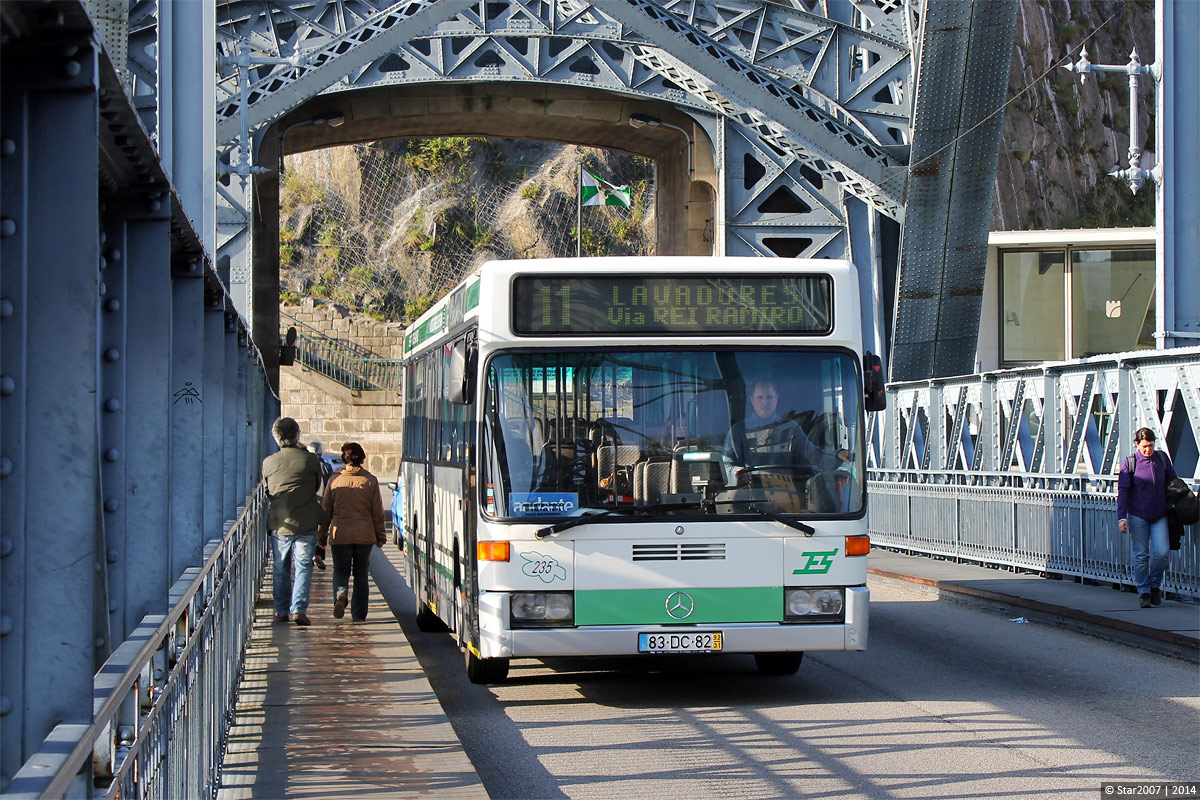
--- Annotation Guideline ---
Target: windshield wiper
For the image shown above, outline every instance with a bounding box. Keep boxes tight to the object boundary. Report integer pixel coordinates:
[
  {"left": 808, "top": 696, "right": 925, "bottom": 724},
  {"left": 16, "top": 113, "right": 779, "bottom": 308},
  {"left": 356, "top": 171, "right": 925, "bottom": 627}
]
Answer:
[
  {"left": 535, "top": 499, "right": 815, "bottom": 538},
  {"left": 535, "top": 500, "right": 708, "bottom": 538},
  {"left": 743, "top": 504, "right": 815, "bottom": 537},
  {"left": 535, "top": 508, "right": 634, "bottom": 538}
]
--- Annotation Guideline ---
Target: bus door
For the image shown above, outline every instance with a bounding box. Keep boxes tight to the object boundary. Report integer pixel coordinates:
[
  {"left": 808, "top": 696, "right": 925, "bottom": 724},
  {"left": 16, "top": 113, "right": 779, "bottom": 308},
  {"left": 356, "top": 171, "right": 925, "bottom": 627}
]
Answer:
[
  {"left": 422, "top": 353, "right": 438, "bottom": 607},
  {"left": 456, "top": 334, "right": 477, "bottom": 640}
]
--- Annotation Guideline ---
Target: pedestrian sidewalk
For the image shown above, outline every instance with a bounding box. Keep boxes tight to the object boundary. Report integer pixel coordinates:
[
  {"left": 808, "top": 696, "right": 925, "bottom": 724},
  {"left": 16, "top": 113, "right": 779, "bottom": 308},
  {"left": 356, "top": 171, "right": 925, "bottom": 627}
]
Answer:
[
  {"left": 868, "top": 548, "right": 1200, "bottom": 662},
  {"left": 217, "top": 546, "right": 486, "bottom": 799}
]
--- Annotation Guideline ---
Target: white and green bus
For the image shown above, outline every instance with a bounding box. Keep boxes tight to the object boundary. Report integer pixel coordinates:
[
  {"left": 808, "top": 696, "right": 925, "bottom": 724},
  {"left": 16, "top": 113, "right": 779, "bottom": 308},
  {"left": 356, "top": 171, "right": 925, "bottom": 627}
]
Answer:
[{"left": 398, "top": 257, "right": 884, "bottom": 683}]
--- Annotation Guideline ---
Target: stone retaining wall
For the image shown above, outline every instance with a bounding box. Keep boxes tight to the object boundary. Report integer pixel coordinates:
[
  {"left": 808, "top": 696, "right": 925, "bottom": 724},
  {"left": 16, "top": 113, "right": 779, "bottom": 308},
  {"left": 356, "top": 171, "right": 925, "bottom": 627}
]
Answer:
[{"left": 279, "top": 299, "right": 405, "bottom": 479}]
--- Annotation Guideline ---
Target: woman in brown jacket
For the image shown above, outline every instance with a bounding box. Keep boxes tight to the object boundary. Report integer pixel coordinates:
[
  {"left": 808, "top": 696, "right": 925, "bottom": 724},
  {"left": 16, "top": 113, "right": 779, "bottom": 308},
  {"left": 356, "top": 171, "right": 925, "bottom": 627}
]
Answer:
[{"left": 319, "top": 442, "right": 386, "bottom": 621}]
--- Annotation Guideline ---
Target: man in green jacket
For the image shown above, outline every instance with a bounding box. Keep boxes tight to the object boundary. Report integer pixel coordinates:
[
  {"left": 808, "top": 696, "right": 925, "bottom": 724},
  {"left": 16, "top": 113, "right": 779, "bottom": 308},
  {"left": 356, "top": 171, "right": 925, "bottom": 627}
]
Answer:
[{"left": 263, "top": 417, "right": 327, "bottom": 625}]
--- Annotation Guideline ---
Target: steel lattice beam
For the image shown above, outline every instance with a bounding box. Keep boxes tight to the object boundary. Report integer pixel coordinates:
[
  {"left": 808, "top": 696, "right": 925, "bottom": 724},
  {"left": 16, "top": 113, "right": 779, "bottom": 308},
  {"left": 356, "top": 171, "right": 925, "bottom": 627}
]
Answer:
[
  {"left": 213, "top": 0, "right": 912, "bottom": 218},
  {"left": 215, "top": 0, "right": 475, "bottom": 144},
  {"left": 604, "top": 0, "right": 906, "bottom": 217},
  {"left": 205, "top": 0, "right": 921, "bottom": 350}
]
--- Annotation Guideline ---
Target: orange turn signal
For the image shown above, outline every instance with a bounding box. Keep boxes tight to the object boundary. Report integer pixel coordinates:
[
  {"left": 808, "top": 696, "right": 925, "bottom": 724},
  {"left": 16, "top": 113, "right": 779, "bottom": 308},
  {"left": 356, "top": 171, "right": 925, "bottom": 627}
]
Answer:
[
  {"left": 845, "top": 535, "right": 871, "bottom": 556},
  {"left": 477, "top": 541, "right": 510, "bottom": 562}
]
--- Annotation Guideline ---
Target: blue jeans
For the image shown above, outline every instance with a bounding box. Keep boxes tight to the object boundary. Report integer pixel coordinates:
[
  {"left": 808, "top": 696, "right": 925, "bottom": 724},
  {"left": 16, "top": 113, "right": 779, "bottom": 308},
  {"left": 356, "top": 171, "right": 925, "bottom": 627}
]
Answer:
[
  {"left": 272, "top": 532, "right": 317, "bottom": 615},
  {"left": 332, "top": 543, "right": 375, "bottom": 621},
  {"left": 1127, "top": 514, "right": 1169, "bottom": 594}
]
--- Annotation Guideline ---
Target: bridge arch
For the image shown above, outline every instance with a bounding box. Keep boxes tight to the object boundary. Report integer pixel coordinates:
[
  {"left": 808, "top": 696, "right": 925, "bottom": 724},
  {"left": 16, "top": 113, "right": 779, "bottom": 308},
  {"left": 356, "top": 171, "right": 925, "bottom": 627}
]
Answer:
[{"left": 250, "top": 83, "right": 716, "bottom": 358}]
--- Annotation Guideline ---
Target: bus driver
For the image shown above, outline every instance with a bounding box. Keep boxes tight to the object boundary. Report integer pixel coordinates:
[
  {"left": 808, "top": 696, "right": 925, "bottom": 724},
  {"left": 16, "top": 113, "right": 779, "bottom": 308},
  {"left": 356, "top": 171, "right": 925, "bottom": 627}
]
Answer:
[{"left": 722, "top": 379, "right": 851, "bottom": 485}]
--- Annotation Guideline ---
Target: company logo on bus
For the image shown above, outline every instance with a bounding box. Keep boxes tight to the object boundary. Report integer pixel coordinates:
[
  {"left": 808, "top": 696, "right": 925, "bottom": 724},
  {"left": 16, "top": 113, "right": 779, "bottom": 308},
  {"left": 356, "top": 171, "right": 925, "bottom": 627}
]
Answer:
[
  {"left": 665, "top": 591, "right": 695, "bottom": 620},
  {"left": 792, "top": 549, "right": 838, "bottom": 575},
  {"left": 509, "top": 492, "right": 578, "bottom": 517}
]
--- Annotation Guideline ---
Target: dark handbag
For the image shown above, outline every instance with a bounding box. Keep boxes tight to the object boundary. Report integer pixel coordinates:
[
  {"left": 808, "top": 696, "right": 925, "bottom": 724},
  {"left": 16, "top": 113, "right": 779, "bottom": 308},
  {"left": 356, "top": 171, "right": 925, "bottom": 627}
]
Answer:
[
  {"left": 1167, "top": 510, "right": 1185, "bottom": 551},
  {"left": 1165, "top": 476, "right": 1197, "bottom": 551},
  {"left": 1166, "top": 477, "right": 1199, "bottom": 525}
]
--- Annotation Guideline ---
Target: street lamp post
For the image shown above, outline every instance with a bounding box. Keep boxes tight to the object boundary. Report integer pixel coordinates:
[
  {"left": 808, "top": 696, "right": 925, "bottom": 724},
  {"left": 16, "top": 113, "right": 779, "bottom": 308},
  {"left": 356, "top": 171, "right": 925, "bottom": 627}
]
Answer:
[
  {"left": 629, "top": 113, "right": 692, "bottom": 177},
  {"left": 277, "top": 112, "right": 346, "bottom": 175}
]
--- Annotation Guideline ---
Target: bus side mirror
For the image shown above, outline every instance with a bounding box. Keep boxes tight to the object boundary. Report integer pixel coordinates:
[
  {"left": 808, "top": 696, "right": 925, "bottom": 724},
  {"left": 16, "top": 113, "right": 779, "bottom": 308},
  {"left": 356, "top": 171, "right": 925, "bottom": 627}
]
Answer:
[
  {"left": 863, "top": 351, "right": 886, "bottom": 412},
  {"left": 448, "top": 339, "right": 476, "bottom": 405}
]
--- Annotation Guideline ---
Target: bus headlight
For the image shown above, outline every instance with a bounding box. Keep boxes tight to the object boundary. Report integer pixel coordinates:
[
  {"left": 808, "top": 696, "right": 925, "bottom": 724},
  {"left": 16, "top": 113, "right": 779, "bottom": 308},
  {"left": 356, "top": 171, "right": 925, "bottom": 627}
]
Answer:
[
  {"left": 784, "top": 588, "right": 844, "bottom": 621},
  {"left": 510, "top": 592, "right": 574, "bottom": 627}
]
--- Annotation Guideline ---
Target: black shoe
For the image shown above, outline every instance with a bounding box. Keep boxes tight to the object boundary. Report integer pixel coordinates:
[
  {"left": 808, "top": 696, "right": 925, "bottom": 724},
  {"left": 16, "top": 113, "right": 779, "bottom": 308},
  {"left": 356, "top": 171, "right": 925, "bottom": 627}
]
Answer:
[
  {"left": 293, "top": 612, "right": 311, "bottom": 626},
  {"left": 1150, "top": 588, "right": 1162, "bottom": 606},
  {"left": 274, "top": 612, "right": 289, "bottom": 623},
  {"left": 333, "top": 592, "right": 348, "bottom": 619},
  {"left": 1139, "top": 594, "right": 1152, "bottom": 608}
]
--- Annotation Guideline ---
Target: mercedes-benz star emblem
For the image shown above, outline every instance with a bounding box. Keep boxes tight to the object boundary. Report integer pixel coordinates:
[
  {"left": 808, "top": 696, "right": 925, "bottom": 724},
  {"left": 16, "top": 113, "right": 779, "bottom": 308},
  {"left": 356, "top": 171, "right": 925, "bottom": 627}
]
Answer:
[{"left": 665, "top": 591, "right": 695, "bottom": 620}]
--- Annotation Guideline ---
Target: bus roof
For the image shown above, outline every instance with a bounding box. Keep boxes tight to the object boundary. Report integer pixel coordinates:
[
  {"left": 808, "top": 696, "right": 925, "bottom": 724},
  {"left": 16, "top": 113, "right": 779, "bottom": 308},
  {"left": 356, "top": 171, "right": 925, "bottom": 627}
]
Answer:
[{"left": 402, "top": 257, "right": 858, "bottom": 357}]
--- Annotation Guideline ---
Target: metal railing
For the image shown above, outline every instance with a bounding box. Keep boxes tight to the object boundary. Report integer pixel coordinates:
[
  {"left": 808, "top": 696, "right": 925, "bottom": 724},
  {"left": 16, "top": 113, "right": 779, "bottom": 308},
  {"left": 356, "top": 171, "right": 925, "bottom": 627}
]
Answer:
[
  {"left": 7, "top": 484, "right": 268, "bottom": 799},
  {"left": 868, "top": 471, "right": 1199, "bottom": 597},
  {"left": 866, "top": 347, "right": 1200, "bottom": 598},
  {"left": 281, "top": 311, "right": 402, "bottom": 391}
]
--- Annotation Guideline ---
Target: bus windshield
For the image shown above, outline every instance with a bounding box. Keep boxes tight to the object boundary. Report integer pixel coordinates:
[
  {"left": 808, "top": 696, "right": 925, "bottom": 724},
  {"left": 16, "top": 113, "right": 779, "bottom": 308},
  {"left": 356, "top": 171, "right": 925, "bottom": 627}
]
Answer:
[{"left": 481, "top": 349, "right": 864, "bottom": 521}]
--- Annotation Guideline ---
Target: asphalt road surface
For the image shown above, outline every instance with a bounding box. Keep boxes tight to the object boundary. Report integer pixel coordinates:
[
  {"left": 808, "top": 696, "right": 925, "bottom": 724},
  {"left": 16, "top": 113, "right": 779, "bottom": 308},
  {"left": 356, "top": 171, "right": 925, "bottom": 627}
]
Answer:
[{"left": 379, "top": 564, "right": 1199, "bottom": 799}]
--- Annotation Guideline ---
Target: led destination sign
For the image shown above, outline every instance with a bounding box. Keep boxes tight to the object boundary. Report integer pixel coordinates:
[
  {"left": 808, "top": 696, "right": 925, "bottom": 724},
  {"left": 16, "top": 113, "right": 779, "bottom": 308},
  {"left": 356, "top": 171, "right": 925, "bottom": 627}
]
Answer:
[{"left": 512, "top": 275, "right": 832, "bottom": 335}]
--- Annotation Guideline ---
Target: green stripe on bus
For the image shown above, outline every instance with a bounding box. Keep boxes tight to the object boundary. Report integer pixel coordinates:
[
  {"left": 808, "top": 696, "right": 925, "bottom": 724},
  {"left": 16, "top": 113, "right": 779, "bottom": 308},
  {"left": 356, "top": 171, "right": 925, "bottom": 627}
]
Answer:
[
  {"left": 410, "top": 548, "right": 455, "bottom": 582},
  {"left": 404, "top": 307, "right": 447, "bottom": 352},
  {"left": 464, "top": 278, "right": 480, "bottom": 311},
  {"left": 574, "top": 587, "right": 781, "bottom": 626}
]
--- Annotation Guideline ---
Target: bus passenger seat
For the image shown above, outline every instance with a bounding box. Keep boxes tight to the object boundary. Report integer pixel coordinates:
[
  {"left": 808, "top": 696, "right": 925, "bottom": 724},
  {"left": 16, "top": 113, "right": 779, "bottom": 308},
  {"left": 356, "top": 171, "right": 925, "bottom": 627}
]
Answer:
[
  {"left": 671, "top": 458, "right": 722, "bottom": 495},
  {"left": 635, "top": 458, "right": 671, "bottom": 503},
  {"left": 597, "top": 443, "right": 640, "bottom": 497}
]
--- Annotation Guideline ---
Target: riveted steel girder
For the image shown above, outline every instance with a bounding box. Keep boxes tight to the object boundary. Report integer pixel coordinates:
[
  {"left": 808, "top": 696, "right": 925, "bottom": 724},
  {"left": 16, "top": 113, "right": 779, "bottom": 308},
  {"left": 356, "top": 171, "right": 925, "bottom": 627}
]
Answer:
[
  {"left": 203, "top": 0, "right": 920, "bottom": 366},
  {"left": 214, "top": 0, "right": 476, "bottom": 145},
  {"left": 602, "top": 0, "right": 906, "bottom": 218},
  {"left": 213, "top": 0, "right": 911, "bottom": 219},
  {"left": 889, "top": 0, "right": 1018, "bottom": 381}
]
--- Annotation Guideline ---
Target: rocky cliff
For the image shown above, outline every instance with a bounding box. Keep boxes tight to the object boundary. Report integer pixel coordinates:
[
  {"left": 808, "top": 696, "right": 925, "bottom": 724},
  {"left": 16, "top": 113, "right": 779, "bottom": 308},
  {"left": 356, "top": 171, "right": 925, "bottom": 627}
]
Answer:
[{"left": 994, "top": 0, "right": 1155, "bottom": 229}]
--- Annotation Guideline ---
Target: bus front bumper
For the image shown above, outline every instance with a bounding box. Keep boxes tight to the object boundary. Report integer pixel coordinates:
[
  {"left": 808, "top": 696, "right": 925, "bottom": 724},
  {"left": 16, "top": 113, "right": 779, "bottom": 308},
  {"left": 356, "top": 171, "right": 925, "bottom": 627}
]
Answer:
[{"left": 478, "top": 586, "right": 868, "bottom": 659}]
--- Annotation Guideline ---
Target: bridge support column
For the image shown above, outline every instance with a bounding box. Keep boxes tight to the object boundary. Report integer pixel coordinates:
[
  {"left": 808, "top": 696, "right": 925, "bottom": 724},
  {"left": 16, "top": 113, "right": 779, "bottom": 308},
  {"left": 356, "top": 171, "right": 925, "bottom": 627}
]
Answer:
[
  {"left": 124, "top": 214, "right": 176, "bottom": 625},
  {"left": 1159, "top": 0, "right": 1200, "bottom": 347},
  {"left": 0, "top": 40, "right": 100, "bottom": 785},
  {"left": 159, "top": 0, "right": 216, "bottom": 253},
  {"left": 223, "top": 315, "right": 240, "bottom": 519},
  {"left": 203, "top": 303, "right": 227, "bottom": 539},
  {"left": 98, "top": 210, "right": 129, "bottom": 655},
  {"left": 170, "top": 263, "right": 206, "bottom": 578}
]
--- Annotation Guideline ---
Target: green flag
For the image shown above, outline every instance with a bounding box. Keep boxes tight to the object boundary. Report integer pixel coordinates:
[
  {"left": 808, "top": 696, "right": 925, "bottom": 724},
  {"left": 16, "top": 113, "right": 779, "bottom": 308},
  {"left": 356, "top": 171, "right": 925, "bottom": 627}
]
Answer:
[{"left": 580, "top": 169, "right": 631, "bottom": 207}]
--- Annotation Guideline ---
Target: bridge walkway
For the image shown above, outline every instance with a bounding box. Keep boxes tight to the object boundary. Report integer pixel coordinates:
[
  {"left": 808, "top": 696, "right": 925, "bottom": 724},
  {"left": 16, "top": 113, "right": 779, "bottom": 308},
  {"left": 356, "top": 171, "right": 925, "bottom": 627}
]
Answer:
[
  {"left": 217, "top": 544, "right": 486, "bottom": 799},
  {"left": 868, "top": 550, "right": 1198, "bottom": 660},
  {"left": 217, "top": 546, "right": 1198, "bottom": 799}
]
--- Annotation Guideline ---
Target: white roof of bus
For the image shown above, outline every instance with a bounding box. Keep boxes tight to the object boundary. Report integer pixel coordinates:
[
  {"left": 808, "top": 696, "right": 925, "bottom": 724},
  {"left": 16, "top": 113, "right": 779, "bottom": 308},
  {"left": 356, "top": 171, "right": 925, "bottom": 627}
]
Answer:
[{"left": 402, "top": 257, "right": 857, "bottom": 354}]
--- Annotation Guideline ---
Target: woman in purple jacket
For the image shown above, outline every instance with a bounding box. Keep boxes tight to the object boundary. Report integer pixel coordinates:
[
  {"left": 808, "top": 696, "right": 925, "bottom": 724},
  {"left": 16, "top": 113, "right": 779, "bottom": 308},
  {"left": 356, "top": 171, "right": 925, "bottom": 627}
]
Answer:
[{"left": 1117, "top": 427, "right": 1176, "bottom": 608}]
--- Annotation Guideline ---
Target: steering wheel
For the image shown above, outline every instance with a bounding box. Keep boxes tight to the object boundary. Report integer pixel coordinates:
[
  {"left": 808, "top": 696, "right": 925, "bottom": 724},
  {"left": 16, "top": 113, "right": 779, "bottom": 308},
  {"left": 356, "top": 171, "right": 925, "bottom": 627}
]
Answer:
[{"left": 735, "top": 464, "right": 815, "bottom": 486}]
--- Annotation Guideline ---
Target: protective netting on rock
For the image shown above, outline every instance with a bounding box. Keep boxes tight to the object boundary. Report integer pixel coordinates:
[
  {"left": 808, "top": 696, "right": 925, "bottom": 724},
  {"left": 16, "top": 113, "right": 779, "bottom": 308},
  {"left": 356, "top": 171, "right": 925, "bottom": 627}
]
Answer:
[{"left": 280, "top": 138, "right": 655, "bottom": 321}]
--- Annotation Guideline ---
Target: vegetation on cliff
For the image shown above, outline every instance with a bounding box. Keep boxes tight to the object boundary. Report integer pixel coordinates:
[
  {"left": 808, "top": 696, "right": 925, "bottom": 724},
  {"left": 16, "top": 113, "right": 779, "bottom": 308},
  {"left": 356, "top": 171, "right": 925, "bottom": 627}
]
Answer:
[{"left": 280, "top": 139, "right": 653, "bottom": 322}]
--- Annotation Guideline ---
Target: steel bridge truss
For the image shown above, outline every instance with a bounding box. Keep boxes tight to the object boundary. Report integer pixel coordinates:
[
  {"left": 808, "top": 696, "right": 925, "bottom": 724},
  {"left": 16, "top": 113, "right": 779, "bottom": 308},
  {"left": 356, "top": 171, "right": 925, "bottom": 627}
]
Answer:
[
  {"left": 126, "top": 0, "right": 1019, "bottom": 383},
  {"left": 130, "top": 0, "right": 1019, "bottom": 384},
  {"left": 177, "top": 0, "right": 920, "bottom": 317},
  {"left": 867, "top": 349, "right": 1200, "bottom": 596}
]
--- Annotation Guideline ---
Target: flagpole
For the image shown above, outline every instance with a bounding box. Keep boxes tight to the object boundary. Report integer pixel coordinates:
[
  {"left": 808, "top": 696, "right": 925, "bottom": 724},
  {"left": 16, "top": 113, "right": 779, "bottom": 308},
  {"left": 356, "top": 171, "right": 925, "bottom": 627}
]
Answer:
[{"left": 576, "top": 163, "right": 582, "bottom": 257}]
